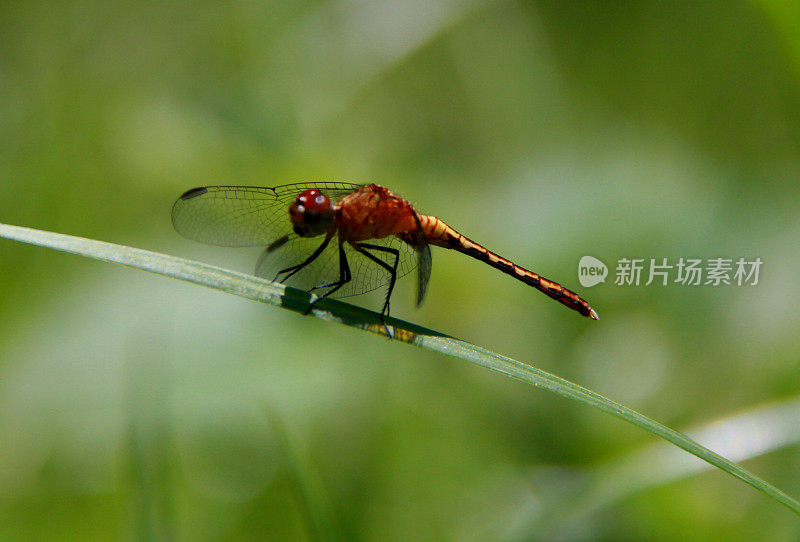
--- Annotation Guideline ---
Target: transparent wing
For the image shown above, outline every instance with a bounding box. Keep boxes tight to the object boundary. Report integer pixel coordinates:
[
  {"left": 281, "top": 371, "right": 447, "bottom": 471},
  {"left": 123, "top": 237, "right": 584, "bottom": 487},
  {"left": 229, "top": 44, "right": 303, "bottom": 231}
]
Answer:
[
  {"left": 170, "top": 182, "right": 364, "bottom": 247},
  {"left": 255, "top": 234, "right": 420, "bottom": 298},
  {"left": 172, "top": 181, "right": 424, "bottom": 300}
]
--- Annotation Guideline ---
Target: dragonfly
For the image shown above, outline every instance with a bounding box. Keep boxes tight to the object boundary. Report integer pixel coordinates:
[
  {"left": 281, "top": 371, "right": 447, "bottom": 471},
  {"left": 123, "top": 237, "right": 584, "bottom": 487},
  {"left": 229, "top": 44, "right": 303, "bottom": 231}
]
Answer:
[{"left": 171, "top": 183, "right": 598, "bottom": 323}]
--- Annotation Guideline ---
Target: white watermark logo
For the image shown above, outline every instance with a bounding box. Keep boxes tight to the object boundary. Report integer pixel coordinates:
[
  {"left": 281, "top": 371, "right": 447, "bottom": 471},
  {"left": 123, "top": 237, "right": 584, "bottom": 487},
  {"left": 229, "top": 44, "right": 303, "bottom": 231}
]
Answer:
[
  {"left": 578, "top": 255, "right": 608, "bottom": 287},
  {"left": 578, "top": 256, "right": 762, "bottom": 287}
]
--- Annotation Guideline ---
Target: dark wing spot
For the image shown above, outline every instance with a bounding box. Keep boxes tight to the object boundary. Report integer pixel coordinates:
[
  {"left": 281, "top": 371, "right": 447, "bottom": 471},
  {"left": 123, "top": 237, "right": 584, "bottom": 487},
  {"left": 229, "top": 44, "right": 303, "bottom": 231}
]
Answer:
[{"left": 179, "top": 187, "right": 208, "bottom": 200}]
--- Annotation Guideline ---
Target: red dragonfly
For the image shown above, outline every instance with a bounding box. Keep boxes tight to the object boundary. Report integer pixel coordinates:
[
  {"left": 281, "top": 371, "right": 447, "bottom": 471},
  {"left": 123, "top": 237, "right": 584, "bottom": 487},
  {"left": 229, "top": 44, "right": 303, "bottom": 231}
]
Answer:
[{"left": 171, "top": 183, "right": 598, "bottom": 321}]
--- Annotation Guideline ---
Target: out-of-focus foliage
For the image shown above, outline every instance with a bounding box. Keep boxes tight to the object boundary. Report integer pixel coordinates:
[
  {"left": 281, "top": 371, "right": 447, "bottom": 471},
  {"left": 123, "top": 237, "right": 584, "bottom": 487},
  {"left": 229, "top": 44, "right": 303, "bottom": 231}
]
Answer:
[{"left": 1, "top": 1, "right": 799, "bottom": 540}]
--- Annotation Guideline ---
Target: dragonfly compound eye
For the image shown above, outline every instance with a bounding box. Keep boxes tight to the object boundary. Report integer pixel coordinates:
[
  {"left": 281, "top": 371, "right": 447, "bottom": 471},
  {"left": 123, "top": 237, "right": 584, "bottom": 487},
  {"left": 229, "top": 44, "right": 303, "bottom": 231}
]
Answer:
[{"left": 289, "top": 188, "right": 333, "bottom": 237}]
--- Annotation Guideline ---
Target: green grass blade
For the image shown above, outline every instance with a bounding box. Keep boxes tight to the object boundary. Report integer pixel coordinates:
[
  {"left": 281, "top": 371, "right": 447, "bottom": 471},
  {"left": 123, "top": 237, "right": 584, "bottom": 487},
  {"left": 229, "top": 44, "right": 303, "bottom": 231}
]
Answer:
[
  {"left": 533, "top": 395, "right": 800, "bottom": 533},
  {"left": 2, "top": 222, "right": 799, "bottom": 516},
  {"left": 263, "top": 406, "right": 342, "bottom": 542}
]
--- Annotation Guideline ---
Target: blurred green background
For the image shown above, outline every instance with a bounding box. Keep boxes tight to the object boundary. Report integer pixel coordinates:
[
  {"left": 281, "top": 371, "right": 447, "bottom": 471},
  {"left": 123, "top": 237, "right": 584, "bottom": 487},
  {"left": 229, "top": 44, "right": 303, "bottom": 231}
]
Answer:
[{"left": 2, "top": 1, "right": 800, "bottom": 540}]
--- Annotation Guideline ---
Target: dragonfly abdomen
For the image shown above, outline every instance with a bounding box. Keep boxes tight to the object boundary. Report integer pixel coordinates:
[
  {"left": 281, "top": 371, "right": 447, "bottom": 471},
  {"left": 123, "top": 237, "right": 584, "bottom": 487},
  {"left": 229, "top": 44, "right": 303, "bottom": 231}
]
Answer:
[{"left": 419, "top": 215, "right": 598, "bottom": 319}]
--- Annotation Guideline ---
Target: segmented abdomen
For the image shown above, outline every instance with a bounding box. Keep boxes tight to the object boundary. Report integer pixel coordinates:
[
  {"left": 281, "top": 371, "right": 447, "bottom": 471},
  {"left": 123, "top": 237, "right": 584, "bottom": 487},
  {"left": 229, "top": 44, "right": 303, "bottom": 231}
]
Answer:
[{"left": 418, "top": 215, "right": 598, "bottom": 319}]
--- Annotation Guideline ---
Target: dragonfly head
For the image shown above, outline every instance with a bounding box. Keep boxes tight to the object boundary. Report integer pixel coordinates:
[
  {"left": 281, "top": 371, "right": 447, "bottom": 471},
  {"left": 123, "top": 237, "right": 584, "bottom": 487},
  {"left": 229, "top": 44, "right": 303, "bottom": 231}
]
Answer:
[{"left": 289, "top": 188, "right": 334, "bottom": 237}]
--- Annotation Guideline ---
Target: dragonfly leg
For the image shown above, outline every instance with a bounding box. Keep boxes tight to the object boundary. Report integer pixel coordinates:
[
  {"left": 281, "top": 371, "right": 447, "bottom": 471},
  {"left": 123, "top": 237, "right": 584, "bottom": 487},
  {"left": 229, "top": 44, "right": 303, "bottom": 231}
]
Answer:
[
  {"left": 352, "top": 242, "right": 400, "bottom": 322},
  {"left": 305, "top": 239, "right": 351, "bottom": 314},
  {"left": 271, "top": 233, "right": 332, "bottom": 283}
]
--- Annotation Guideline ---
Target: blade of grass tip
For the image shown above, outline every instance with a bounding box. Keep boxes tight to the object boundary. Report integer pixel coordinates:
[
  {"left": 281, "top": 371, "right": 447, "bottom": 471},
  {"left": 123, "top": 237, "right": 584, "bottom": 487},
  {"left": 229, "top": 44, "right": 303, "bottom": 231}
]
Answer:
[
  {"left": 1, "top": 222, "right": 798, "bottom": 516},
  {"left": 423, "top": 338, "right": 800, "bottom": 516}
]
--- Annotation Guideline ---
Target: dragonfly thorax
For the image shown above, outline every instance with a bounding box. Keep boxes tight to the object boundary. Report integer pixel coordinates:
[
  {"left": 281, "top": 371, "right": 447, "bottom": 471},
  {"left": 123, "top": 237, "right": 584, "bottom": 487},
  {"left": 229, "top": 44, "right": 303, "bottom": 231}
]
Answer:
[{"left": 289, "top": 189, "right": 334, "bottom": 237}]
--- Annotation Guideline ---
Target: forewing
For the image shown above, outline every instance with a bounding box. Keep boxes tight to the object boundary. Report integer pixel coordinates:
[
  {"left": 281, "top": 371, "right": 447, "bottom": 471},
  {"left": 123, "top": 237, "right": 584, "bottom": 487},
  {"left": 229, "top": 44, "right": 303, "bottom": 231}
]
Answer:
[
  {"left": 271, "top": 182, "right": 364, "bottom": 202},
  {"left": 171, "top": 183, "right": 363, "bottom": 247}
]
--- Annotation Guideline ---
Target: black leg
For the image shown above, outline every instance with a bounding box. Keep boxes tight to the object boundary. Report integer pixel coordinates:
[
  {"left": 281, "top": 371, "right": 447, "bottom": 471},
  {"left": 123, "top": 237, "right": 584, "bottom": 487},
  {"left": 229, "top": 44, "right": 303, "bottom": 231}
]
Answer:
[
  {"left": 353, "top": 242, "right": 400, "bottom": 320},
  {"left": 273, "top": 233, "right": 332, "bottom": 283},
  {"left": 305, "top": 239, "right": 351, "bottom": 314}
]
